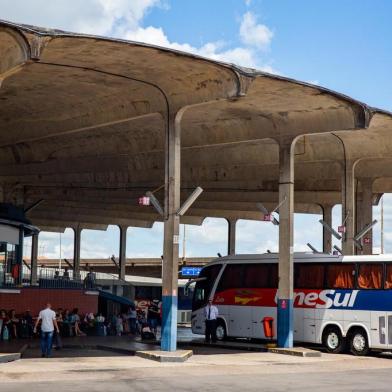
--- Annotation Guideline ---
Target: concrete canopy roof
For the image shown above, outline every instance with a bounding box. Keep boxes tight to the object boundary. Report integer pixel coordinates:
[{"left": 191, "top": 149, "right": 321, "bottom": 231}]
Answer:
[{"left": 0, "top": 20, "right": 391, "bottom": 230}]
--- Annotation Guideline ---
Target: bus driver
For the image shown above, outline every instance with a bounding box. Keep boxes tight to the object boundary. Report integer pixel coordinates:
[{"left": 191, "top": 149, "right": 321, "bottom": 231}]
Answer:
[{"left": 204, "top": 299, "right": 219, "bottom": 343}]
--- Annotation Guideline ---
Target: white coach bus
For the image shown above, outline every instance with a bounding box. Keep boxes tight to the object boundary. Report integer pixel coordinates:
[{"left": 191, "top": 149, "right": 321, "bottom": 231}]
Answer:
[{"left": 191, "top": 253, "right": 392, "bottom": 356}]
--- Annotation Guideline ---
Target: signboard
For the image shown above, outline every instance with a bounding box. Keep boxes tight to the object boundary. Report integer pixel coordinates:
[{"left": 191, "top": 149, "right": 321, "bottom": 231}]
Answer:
[
  {"left": 138, "top": 196, "right": 150, "bottom": 206},
  {"left": 181, "top": 267, "right": 202, "bottom": 277},
  {"left": 338, "top": 225, "right": 346, "bottom": 233}
]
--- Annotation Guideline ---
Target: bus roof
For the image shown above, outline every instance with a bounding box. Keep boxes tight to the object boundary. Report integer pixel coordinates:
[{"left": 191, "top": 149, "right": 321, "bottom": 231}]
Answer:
[{"left": 203, "top": 252, "right": 392, "bottom": 267}]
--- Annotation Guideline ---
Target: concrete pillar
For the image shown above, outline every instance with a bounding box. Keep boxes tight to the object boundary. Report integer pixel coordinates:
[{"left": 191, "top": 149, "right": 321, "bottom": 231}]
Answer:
[
  {"left": 342, "top": 161, "right": 356, "bottom": 255},
  {"left": 73, "top": 226, "right": 82, "bottom": 280},
  {"left": 161, "top": 111, "right": 182, "bottom": 352},
  {"left": 227, "top": 218, "right": 237, "bottom": 255},
  {"left": 31, "top": 233, "right": 39, "bottom": 285},
  {"left": 277, "top": 142, "right": 294, "bottom": 348},
  {"left": 119, "top": 225, "right": 127, "bottom": 280},
  {"left": 322, "top": 205, "right": 333, "bottom": 254},
  {"left": 359, "top": 178, "right": 374, "bottom": 255}
]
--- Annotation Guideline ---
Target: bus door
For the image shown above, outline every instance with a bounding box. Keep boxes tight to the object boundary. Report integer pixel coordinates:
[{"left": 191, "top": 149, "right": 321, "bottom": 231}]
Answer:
[
  {"left": 370, "top": 310, "right": 387, "bottom": 348},
  {"left": 216, "top": 264, "right": 252, "bottom": 338},
  {"left": 358, "top": 264, "right": 387, "bottom": 348}
]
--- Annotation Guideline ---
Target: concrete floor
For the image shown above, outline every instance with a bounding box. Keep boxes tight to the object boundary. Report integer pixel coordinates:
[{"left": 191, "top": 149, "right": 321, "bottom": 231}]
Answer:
[{"left": 1, "top": 346, "right": 392, "bottom": 391}]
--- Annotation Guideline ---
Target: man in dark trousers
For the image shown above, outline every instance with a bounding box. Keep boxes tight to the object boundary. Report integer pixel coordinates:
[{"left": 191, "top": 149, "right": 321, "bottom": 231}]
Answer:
[{"left": 204, "top": 299, "right": 219, "bottom": 343}]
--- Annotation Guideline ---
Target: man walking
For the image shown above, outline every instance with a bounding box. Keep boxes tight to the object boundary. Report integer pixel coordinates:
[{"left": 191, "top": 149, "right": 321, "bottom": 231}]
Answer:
[
  {"left": 33, "top": 303, "right": 60, "bottom": 358},
  {"left": 204, "top": 299, "right": 219, "bottom": 343}
]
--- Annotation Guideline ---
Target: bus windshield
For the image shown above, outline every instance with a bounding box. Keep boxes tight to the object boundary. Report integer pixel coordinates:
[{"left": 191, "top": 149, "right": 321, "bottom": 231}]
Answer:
[{"left": 192, "top": 264, "right": 222, "bottom": 311}]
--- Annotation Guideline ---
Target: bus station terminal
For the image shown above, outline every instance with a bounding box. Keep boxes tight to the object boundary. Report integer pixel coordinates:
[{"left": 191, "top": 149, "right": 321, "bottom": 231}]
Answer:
[{"left": 2, "top": 19, "right": 392, "bottom": 365}]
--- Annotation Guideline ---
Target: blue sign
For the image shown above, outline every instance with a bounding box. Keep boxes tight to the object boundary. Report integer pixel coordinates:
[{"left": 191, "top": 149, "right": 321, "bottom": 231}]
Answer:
[{"left": 181, "top": 267, "right": 202, "bottom": 277}]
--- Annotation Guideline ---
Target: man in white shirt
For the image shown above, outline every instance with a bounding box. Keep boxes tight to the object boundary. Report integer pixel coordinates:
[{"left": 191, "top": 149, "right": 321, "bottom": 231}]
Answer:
[
  {"left": 33, "top": 303, "right": 60, "bottom": 358},
  {"left": 204, "top": 299, "right": 219, "bottom": 343}
]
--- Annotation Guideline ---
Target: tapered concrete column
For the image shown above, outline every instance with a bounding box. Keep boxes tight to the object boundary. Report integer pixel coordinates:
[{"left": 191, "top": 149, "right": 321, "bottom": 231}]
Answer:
[
  {"left": 119, "top": 225, "right": 127, "bottom": 280},
  {"left": 322, "top": 205, "right": 333, "bottom": 254},
  {"left": 161, "top": 111, "right": 182, "bottom": 352},
  {"left": 342, "top": 161, "right": 356, "bottom": 255},
  {"left": 277, "top": 142, "right": 295, "bottom": 348},
  {"left": 227, "top": 218, "right": 237, "bottom": 255},
  {"left": 73, "top": 226, "right": 82, "bottom": 279},
  {"left": 31, "top": 233, "right": 39, "bottom": 285},
  {"left": 359, "top": 178, "right": 374, "bottom": 255}
]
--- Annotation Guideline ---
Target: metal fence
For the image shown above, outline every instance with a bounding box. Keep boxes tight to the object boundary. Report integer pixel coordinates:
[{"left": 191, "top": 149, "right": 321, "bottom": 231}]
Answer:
[{"left": 0, "top": 265, "right": 106, "bottom": 289}]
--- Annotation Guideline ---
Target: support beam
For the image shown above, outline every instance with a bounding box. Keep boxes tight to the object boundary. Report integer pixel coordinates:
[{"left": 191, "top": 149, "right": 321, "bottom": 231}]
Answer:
[
  {"left": 161, "top": 111, "right": 182, "bottom": 352},
  {"left": 322, "top": 205, "right": 333, "bottom": 254},
  {"left": 359, "top": 178, "right": 374, "bottom": 255},
  {"left": 73, "top": 226, "right": 82, "bottom": 280},
  {"left": 119, "top": 225, "right": 127, "bottom": 280},
  {"left": 342, "top": 161, "right": 356, "bottom": 255},
  {"left": 277, "top": 142, "right": 294, "bottom": 348},
  {"left": 31, "top": 233, "right": 39, "bottom": 285},
  {"left": 227, "top": 218, "right": 237, "bottom": 255}
]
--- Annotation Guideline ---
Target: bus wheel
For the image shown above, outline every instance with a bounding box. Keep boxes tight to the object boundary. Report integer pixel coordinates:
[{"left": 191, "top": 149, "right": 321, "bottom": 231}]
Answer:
[
  {"left": 349, "top": 328, "right": 370, "bottom": 356},
  {"left": 322, "top": 326, "right": 345, "bottom": 354},
  {"left": 215, "top": 320, "right": 227, "bottom": 341}
]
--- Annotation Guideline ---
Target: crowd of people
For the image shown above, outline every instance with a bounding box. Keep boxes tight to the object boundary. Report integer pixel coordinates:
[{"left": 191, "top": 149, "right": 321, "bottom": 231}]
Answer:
[{"left": 0, "top": 299, "right": 162, "bottom": 343}]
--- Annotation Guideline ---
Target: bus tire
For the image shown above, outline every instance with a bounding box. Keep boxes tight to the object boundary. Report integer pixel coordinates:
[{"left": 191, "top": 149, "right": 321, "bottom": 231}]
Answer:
[
  {"left": 348, "top": 328, "right": 370, "bottom": 356},
  {"left": 215, "top": 320, "right": 227, "bottom": 341},
  {"left": 322, "top": 326, "right": 345, "bottom": 354}
]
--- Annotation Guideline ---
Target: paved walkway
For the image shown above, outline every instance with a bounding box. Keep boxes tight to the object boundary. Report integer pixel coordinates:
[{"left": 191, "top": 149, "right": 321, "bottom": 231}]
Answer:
[{"left": 1, "top": 347, "right": 392, "bottom": 391}]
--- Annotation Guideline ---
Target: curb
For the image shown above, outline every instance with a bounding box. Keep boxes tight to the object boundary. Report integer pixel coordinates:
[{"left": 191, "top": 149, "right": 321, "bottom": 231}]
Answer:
[
  {"left": 0, "top": 353, "right": 21, "bottom": 363},
  {"left": 268, "top": 347, "right": 322, "bottom": 357},
  {"left": 135, "top": 349, "right": 193, "bottom": 362},
  {"left": 177, "top": 340, "right": 268, "bottom": 352}
]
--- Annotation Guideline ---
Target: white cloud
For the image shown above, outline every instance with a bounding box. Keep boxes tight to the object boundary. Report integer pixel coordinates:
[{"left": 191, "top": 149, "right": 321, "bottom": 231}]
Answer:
[
  {"left": 239, "top": 11, "right": 273, "bottom": 50},
  {"left": 0, "top": 0, "right": 277, "bottom": 70}
]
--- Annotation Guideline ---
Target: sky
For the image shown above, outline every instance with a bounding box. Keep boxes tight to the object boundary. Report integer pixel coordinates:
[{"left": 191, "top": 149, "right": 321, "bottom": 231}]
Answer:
[{"left": 1, "top": 0, "right": 392, "bottom": 259}]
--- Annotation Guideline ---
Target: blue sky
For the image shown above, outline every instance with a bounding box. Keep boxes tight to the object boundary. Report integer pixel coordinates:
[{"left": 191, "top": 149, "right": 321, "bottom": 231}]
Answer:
[{"left": 2, "top": 0, "right": 391, "bottom": 259}]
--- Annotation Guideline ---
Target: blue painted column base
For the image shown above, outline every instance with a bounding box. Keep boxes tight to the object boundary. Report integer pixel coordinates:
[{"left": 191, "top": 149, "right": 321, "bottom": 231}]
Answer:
[
  {"left": 277, "top": 298, "right": 293, "bottom": 348},
  {"left": 161, "top": 295, "right": 178, "bottom": 351}
]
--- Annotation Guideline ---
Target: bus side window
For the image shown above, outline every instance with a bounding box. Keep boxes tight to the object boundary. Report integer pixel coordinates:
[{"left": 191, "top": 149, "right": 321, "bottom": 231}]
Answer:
[
  {"left": 295, "top": 264, "right": 325, "bottom": 289},
  {"left": 269, "top": 264, "right": 278, "bottom": 288},
  {"left": 357, "top": 263, "right": 383, "bottom": 289},
  {"left": 192, "top": 264, "right": 222, "bottom": 310},
  {"left": 326, "top": 264, "right": 355, "bottom": 289},
  {"left": 216, "top": 264, "right": 244, "bottom": 292},
  {"left": 385, "top": 264, "right": 392, "bottom": 289},
  {"left": 243, "top": 264, "right": 270, "bottom": 288}
]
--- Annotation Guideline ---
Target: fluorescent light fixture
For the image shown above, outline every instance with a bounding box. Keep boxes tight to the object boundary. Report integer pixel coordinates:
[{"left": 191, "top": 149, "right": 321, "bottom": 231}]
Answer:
[
  {"left": 307, "top": 243, "right": 320, "bottom": 253},
  {"left": 333, "top": 245, "right": 343, "bottom": 255},
  {"left": 354, "top": 219, "right": 378, "bottom": 241},
  {"left": 176, "top": 186, "right": 203, "bottom": 216},
  {"left": 145, "top": 191, "right": 164, "bottom": 216},
  {"left": 319, "top": 219, "right": 342, "bottom": 240}
]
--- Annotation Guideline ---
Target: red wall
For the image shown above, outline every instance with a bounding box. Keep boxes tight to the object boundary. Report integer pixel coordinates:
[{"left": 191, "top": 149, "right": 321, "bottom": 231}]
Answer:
[{"left": 0, "top": 288, "right": 98, "bottom": 316}]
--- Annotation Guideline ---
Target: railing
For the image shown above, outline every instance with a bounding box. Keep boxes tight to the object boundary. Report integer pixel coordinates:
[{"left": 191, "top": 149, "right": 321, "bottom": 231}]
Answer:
[{"left": 0, "top": 265, "right": 104, "bottom": 290}]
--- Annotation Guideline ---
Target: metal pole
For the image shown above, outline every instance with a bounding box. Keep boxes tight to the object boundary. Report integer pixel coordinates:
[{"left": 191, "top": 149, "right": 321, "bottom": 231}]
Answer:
[
  {"left": 182, "top": 224, "right": 186, "bottom": 261},
  {"left": 59, "top": 232, "right": 62, "bottom": 270},
  {"left": 31, "top": 233, "right": 39, "bottom": 285},
  {"left": 73, "top": 226, "right": 81, "bottom": 280},
  {"left": 119, "top": 225, "right": 127, "bottom": 280}
]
